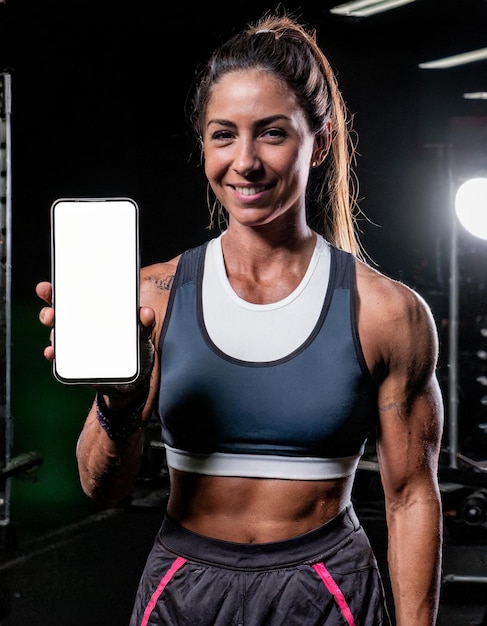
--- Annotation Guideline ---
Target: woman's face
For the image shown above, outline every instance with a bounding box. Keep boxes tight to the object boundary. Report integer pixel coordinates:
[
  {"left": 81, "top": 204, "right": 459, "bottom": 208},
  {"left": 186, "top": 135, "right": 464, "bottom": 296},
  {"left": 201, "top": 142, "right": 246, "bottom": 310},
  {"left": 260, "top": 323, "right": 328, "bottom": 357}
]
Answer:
[{"left": 202, "top": 69, "right": 321, "bottom": 229}]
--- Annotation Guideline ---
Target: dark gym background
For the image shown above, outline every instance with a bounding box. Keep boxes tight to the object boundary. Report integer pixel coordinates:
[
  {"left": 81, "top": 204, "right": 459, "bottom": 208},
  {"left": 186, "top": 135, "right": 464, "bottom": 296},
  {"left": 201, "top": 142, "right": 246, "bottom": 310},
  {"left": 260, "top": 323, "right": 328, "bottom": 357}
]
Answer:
[{"left": 1, "top": 1, "right": 487, "bottom": 624}]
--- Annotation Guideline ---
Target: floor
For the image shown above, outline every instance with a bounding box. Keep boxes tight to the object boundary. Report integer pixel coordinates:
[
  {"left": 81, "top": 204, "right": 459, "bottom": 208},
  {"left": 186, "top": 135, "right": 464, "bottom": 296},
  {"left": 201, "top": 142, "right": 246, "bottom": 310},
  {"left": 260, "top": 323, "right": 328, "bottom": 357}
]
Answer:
[{"left": 1, "top": 468, "right": 487, "bottom": 625}]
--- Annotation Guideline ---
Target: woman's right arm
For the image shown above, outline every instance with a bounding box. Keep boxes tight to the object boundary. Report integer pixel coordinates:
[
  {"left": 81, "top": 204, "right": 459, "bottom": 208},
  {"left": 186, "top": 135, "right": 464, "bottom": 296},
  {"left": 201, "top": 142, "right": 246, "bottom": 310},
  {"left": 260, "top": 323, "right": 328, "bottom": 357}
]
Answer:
[{"left": 36, "top": 260, "right": 177, "bottom": 506}]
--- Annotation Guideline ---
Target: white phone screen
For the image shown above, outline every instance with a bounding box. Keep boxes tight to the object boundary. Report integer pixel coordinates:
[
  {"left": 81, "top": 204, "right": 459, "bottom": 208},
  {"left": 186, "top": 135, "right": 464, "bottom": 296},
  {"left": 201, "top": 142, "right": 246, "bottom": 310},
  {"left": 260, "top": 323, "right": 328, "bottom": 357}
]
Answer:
[{"left": 51, "top": 198, "right": 140, "bottom": 384}]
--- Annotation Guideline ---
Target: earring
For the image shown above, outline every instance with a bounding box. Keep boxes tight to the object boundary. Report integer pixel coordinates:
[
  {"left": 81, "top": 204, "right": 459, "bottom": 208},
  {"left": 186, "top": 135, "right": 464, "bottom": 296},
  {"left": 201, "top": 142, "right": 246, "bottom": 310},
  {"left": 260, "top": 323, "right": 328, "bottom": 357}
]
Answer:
[{"left": 311, "top": 160, "right": 318, "bottom": 168}]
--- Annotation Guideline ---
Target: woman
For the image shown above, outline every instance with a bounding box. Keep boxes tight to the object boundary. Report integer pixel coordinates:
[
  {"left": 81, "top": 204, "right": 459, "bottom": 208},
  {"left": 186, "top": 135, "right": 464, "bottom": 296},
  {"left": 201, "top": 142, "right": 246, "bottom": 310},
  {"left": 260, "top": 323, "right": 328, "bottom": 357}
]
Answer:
[{"left": 37, "top": 11, "right": 443, "bottom": 625}]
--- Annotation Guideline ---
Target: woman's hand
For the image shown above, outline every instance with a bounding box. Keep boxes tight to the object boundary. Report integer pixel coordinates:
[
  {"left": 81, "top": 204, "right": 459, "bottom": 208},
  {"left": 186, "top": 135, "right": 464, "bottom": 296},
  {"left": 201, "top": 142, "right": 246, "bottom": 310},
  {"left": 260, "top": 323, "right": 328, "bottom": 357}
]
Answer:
[
  {"left": 36, "top": 281, "right": 55, "bottom": 361},
  {"left": 97, "top": 305, "right": 156, "bottom": 404},
  {"left": 35, "top": 280, "right": 157, "bottom": 401}
]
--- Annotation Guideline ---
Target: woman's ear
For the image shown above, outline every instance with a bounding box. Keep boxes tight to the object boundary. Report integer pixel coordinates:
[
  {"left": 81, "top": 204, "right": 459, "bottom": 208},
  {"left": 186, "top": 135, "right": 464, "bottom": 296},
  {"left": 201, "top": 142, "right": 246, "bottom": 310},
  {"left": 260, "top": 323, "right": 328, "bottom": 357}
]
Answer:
[{"left": 311, "top": 121, "right": 332, "bottom": 167}]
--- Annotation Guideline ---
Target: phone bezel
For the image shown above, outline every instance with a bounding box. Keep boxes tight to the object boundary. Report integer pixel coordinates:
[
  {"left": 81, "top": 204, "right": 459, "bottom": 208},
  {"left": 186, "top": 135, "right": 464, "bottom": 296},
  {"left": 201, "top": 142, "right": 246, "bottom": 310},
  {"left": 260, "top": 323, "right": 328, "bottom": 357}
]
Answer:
[{"left": 50, "top": 197, "right": 140, "bottom": 385}]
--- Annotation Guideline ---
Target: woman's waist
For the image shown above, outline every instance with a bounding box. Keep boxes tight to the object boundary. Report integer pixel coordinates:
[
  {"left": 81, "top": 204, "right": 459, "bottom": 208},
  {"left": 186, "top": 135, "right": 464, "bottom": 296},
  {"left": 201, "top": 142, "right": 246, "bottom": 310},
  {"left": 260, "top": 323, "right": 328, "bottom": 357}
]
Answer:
[
  {"left": 166, "top": 468, "right": 354, "bottom": 543},
  {"left": 158, "top": 504, "right": 366, "bottom": 569}
]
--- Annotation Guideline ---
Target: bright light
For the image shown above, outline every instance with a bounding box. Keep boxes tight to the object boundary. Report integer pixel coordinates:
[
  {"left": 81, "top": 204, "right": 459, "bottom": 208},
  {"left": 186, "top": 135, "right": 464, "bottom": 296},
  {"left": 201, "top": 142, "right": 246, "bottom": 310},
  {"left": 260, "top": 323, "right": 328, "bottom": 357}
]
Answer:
[
  {"left": 330, "top": 0, "right": 416, "bottom": 17},
  {"left": 419, "top": 47, "right": 487, "bottom": 69},
  {"left": 455, "top": 177, "right": 487, "bottom": 240},
  {"left": 463, "top": 92, "right": 487, "bottom": 100}
]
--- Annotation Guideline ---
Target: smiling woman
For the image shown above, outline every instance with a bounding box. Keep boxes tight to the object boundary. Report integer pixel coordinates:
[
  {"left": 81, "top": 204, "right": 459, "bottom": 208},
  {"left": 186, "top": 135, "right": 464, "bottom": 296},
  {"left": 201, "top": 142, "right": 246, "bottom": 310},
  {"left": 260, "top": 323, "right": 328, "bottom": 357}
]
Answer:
[
  {"left": 36, "top": 9, "right": 443, "bottom": 626},
  {"left": 202, "top": 69, "right": 324, "bottom": 234}
]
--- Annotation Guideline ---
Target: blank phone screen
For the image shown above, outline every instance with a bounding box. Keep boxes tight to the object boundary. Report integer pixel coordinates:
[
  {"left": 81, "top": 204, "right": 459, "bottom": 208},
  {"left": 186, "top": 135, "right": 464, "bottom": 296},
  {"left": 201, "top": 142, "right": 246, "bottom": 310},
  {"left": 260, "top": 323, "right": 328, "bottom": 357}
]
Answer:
[{"left": 51, "top": 198, "right": 140, "bottom": 384}]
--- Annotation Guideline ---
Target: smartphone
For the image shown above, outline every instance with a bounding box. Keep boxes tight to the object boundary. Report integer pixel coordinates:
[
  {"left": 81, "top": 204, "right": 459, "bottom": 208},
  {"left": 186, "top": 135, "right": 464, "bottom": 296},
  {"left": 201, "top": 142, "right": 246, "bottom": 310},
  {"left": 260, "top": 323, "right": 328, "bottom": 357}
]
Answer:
[{"left": 51, "top": 197, "right": 140, "bottom": 385}]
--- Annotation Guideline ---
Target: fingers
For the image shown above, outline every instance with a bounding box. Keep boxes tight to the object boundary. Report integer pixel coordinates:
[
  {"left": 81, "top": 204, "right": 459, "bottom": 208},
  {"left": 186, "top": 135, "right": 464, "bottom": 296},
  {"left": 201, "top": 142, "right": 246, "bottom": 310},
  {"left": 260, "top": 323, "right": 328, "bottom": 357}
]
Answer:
[
  {"left": 36, "top": 292, "right": 156, "bottom": 371},
  {"left": 137, "top": 306, "right": 156, "bottom": 386},
  {"left": 139, "top": 306, "right": 155, "bottom": 329},
  {"left": 37, "top": 281, "right": 54, "bottom": 329},
  {"left": 36, "top": 281, "right": 54, "bottom": 360},
  {"left": 36, "top": 281, "right": 52, "bottom": 305},
  {"left": 39, "top": 305, "right": 54, "bottom": 328}
]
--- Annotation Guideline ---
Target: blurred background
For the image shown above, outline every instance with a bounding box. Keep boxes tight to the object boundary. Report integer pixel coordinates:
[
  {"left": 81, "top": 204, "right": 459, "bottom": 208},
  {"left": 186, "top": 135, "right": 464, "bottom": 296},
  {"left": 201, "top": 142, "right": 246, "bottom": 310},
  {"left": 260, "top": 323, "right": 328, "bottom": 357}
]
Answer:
[{"left": 1, "top": 0, "right": 487, "bottom": 623}]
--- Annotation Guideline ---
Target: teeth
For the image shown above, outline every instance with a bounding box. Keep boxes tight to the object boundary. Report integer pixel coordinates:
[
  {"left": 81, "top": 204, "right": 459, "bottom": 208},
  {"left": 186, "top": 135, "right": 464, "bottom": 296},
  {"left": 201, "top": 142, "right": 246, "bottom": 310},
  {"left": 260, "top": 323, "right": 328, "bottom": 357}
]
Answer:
[{"left": 235, "top": 186, "right": 266, "bottom": 196}]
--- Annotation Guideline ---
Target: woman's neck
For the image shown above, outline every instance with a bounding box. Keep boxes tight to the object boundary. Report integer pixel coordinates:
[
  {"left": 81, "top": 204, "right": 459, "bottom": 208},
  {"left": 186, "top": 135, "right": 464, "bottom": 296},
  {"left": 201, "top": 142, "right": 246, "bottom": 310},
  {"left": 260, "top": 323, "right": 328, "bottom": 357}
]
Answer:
[{"left": 220, "top": 226, "right": 318, "bottom": 305}]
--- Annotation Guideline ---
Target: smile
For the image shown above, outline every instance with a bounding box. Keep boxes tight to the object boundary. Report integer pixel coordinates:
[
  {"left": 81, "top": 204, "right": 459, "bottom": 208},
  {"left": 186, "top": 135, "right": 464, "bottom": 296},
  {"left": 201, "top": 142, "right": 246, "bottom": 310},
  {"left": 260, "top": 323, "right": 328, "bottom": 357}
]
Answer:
[{"left": 234, "top": 185, "right": 268, "bottom": 196}]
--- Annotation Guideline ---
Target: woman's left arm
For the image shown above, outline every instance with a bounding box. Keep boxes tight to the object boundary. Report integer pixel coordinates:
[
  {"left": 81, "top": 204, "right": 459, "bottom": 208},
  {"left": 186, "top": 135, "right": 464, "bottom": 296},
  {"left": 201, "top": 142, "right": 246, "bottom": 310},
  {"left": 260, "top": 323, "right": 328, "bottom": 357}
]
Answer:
[{"left": 372, "top": 281, "right": 444, "bottom": 626}]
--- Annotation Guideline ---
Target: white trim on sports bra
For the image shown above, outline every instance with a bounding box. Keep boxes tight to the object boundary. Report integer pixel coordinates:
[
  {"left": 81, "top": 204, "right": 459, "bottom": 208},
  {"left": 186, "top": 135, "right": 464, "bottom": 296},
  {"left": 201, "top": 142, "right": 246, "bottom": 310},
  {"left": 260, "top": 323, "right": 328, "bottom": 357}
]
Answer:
[{"left": 165, "top": 445, "right": 364, "bottom": 480}]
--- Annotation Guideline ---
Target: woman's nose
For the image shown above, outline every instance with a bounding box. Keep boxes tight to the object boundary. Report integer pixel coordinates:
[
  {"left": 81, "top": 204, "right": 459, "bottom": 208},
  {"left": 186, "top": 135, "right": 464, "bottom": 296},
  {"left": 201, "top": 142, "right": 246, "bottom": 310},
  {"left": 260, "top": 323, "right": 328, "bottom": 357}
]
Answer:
[{"left": 233, "top": 140, "right": 262, "bottom": 176}]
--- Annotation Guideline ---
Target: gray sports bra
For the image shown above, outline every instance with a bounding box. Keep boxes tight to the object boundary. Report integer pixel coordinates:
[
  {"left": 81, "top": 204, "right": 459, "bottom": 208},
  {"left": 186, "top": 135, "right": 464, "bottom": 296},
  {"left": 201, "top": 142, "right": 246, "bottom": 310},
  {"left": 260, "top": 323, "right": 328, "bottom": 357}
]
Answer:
[{"left": 157, "top": 238, "right": 378, "bottom": 480}]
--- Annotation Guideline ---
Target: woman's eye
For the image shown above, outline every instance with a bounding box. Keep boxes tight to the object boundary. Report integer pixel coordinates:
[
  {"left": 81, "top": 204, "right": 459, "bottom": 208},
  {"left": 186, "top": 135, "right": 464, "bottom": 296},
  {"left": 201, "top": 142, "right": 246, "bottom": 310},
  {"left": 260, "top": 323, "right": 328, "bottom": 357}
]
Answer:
[
  {"left": 212, "top": 130, "right": 234, "bottom": 141},
  {"left": 263, "top": 128, "right": 287, "bottom": 140}
]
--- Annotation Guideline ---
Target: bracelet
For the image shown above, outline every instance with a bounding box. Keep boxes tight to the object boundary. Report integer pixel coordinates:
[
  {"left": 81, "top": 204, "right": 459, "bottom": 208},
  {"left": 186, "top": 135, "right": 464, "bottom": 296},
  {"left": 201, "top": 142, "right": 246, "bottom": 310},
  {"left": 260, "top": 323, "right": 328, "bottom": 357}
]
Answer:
[{"left": 95, "top": 393, "right": 146, "bottom": 440}]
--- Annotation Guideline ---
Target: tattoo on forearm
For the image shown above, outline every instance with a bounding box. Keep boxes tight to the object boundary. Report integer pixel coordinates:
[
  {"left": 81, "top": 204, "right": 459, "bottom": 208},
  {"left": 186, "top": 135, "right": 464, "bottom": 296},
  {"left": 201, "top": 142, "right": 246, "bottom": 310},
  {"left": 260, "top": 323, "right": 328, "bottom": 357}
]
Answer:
[{"left": 146, "top": 275, "right": 174, "bottom": 291}]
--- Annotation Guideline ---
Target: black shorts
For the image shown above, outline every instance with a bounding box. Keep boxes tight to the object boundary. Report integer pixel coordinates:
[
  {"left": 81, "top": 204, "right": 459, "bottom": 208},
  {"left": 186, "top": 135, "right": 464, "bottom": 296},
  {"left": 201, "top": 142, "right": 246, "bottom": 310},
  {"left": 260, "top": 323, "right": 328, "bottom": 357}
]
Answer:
[{"left": 130, "top": 504, "right": 391, "bottom": 626}]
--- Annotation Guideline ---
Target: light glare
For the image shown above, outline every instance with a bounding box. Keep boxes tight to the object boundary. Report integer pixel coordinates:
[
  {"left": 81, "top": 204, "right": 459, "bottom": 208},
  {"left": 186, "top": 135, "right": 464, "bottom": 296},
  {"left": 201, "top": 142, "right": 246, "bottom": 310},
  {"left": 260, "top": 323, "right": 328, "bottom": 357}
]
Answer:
[
  {"left": 330, "top": 0, "right": 416, "bottom": 16},
  {"left": 419, "top": 47, "right": 487, "bottom": 69},
  {"left": 455, "top": 177, "right": 487, "bottom": 240}
]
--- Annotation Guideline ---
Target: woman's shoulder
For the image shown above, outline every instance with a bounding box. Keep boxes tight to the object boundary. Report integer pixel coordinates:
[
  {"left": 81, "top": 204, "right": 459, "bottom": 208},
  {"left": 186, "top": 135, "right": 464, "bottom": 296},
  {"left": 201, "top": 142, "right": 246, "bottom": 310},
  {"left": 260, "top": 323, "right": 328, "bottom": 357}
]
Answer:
[
  {"left": 355, "top": 258, "right": 439, "bottom": 371},
  {"left": 138, "top": 255, "right": 182, "bottom": 340},
  {"left": 139, "top": 256, "right": 181, "bottom": 318},
  {"left": 141, "top": 255, "right": 181, "bottom": 297},
  {"left": 355, "top": 258, "right": 432, "bottom": 319}
]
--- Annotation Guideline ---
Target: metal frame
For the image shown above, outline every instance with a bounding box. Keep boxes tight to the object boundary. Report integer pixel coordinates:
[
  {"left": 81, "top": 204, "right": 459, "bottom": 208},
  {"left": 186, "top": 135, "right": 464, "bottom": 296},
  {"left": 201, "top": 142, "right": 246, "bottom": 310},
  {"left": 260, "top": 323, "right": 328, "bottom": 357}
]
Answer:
[
  {"left": 0, "top": 71, "right": 13, "bottom": 542},
  {"left": 0, "top": 72, "right": 42, "bottom": 556}
]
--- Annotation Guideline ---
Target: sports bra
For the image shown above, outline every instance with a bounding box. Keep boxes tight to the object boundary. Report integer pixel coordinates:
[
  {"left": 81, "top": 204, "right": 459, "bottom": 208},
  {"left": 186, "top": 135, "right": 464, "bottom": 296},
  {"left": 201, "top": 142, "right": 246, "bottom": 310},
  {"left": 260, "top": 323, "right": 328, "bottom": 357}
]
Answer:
[{"left": 157, "top": 236, "right": 378, "bottom": 480}]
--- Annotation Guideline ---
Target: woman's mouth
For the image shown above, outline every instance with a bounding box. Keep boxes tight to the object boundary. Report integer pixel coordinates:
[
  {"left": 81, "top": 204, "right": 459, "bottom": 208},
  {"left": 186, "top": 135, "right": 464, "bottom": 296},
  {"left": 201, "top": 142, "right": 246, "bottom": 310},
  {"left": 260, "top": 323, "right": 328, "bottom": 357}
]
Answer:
[{"left": 234, "top": 185, "right": 269, "bottom": 196}]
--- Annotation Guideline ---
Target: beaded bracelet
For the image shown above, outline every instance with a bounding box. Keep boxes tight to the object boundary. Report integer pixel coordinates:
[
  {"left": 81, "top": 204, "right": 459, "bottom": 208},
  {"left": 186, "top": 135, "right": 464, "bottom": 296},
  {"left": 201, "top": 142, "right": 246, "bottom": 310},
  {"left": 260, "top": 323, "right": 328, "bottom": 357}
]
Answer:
[{"left": 95, "top": 392, "right": 146, "bottom": 440}]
